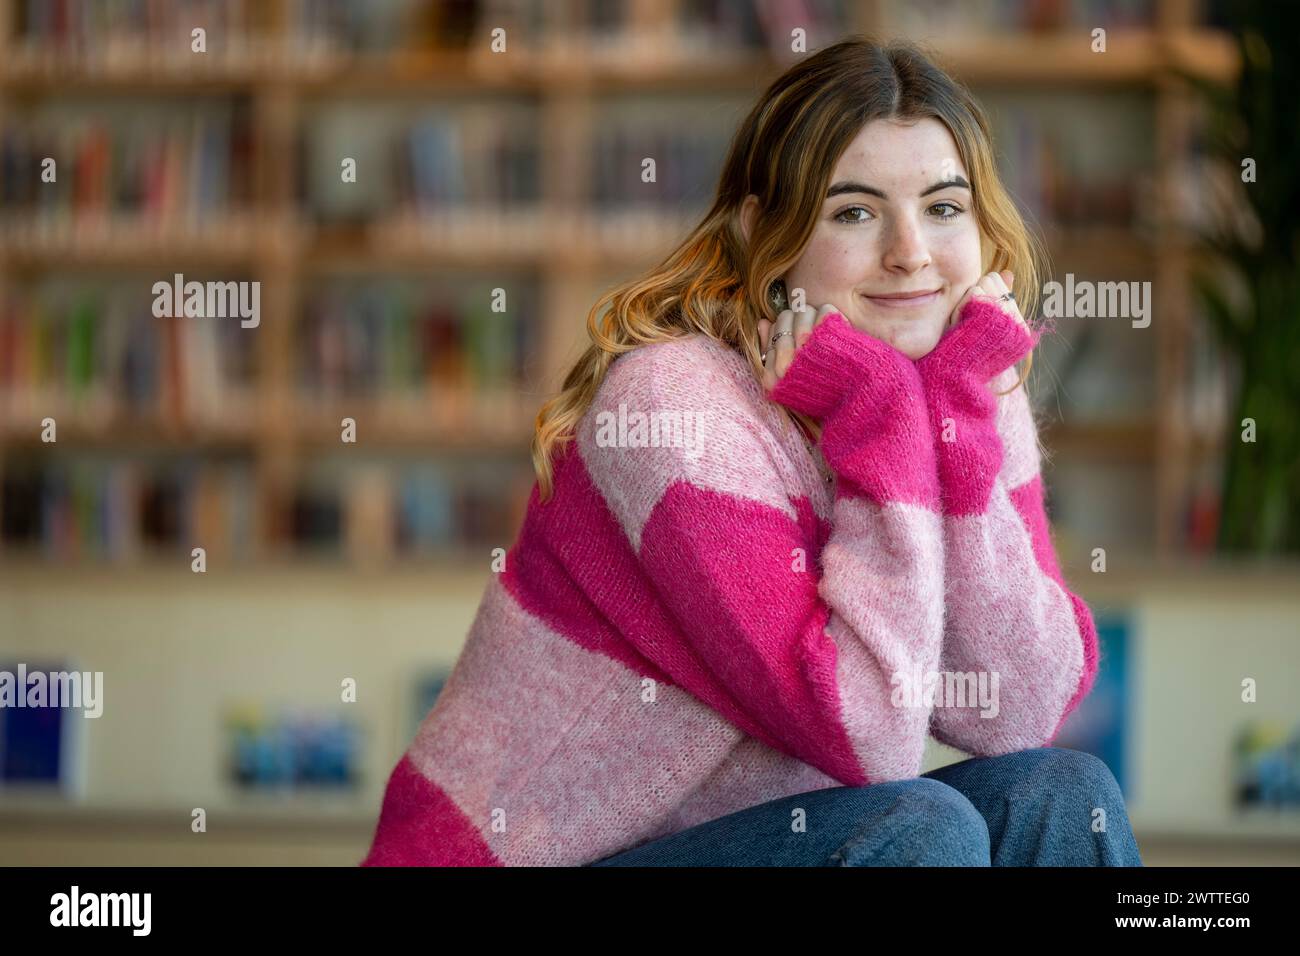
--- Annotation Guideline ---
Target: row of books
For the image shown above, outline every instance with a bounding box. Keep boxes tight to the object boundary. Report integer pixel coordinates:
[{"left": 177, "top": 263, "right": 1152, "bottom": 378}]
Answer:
[
  {"left": 289, "top": 0, "right": 484, "bottom": 56},
  {"left": 10, "top": 0, "right": 828, "bottom": 66},
  {"left": 1029, "top": 288, "right": 1232, "bottom": 437},
  {"left": 11, "top": 0, "right": 273, "bottom": 62},
  {"left": 7, "top": 0, "right": 1188, "bottom": 75},
  {"left": 304, "top": 93, "right": 1152, "bottom": 220},
  {"left": 643, "top": 0, "right": 851, "bottom": 59},
  {"left": 989, "top": 93, "right": 1152, "bottom": 230},
  {"left": 1051, "top": 453, "right": 1231, "bottom": 558},
  {"left": 0, "top": 458, "right": 257, "bottom": 563},
  {"left": 0, "top": 279, "right": 538, "bottom": 424},
  {"left": 1031, "top": 317, "right": 1158, "bottom": 424},
  {"left": 301, "top": 104, "right": 540, "bottom": 222},
  {"left": 305, "top": 97, "right": 734, "bottom": 216},
  {"left": 1, "top": 448, "right": 1229, "bottom": 564},
  {"left": 878, "top": 0, "right": 1156, "bottom": 36},
  {"left": 0, "top": 456, "right": 534, "bottom": 563},
  {"left": 289, "top": 459, "right": 533, "bottom": 562},
  {"left": 287, "top": 0, "right": 851, "bottom": 60},
  {"left": 589, "top": 104, "right": 733, "bottom": 209},
  {"left": 0, "top": 284, "right": 257, "bottom": 425},
  {"left": 0, "top": 105, "right": 255, "bottom": 221},
  {"left": 296, "top": 282, "right": 538, "bottom": 396}
]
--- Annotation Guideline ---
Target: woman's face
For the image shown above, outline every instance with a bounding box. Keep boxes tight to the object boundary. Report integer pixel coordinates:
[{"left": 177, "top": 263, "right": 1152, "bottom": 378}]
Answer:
[{"left": 745, "top": 117, "right": 984, "bottom": 360}]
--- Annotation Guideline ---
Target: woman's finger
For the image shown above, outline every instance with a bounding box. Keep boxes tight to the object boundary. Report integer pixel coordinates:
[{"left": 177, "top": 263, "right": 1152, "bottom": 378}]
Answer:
[
  {"left": 981, "top": 270, "right": 1027, "bottom": 327},
  {"left": 772, "top": 308, "right": 796, "bottom": 380},
  {"left": 947, "top": 285, "right": 976, "bottom": 328},
  {"left": 815, "top": 303, "right": 840, "bottom": 329},
  {"left": 793, "top": 306, "right": 817, "bottom": 349},
  {"left": 762, "top": 309, "right": 791, "bottom": 390},
  {"left": 762, "top": 304, "right": 846, "bottom": 394},
  {"left": 973, "top": 272, "right": 1000, "bottom": 299}
]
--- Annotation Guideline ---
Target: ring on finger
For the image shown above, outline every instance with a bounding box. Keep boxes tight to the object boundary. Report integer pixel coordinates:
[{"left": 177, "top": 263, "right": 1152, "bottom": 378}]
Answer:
[{"left": 770, "top": 329, "right": 793, "bottom": 346}]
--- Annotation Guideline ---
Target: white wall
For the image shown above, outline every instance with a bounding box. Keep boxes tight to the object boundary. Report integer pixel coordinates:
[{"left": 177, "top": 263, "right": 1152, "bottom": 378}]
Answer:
[{"left": 2, "top": 562, "right": 1298, "bottom": 864}]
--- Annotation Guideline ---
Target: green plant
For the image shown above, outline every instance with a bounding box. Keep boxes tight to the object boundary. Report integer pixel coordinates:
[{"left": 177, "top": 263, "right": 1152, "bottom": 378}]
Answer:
[{"left": 1181, "top": 0, "right": 1300, "bottom": 555}]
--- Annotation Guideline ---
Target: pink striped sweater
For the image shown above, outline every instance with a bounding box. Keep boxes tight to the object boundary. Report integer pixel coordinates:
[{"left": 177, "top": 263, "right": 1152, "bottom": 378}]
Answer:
[{"left": 361, "top": 298, "right": 1099, "bottom": 867}]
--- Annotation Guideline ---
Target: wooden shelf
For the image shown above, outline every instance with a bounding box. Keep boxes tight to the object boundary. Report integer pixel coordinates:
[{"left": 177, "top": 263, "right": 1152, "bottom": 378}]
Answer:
[
  {"left": 0, "top": 411, "right": 534, "bottom": 450},
  {"left": 0, "top": 215, "right": 264, "bottom": 270},
  {"left": 1042, "top": 419, "right": 1226, "bottom": 462},
  {"left": 928, "top": 29, "right": 1238, "bottom": 86},
  {"left": 307, "top": 215, "right": 550, "bottom": 271},
  {"left": 290, "top": 401, "right": 535, "bottom": 451},
  {"left": 0, "top": 50, "right": 280, "bottom": 92},
  {"left": 1042, "top": 419, "right": 1159, "bottom": 458},
  {"left": 0, "top": 29, "right": 1237, "bottom": 92},
  {"left": 0, "top": 417, "right": 259, "bottom": 448},
  {"left": 0, "top": 551, "right": 506, "bottom": 585}
]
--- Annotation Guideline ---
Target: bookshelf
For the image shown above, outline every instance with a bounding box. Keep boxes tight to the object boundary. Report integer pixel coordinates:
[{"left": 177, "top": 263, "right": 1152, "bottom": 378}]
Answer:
[{"left": 0, "top": 0, "right": 1241, "bottom": 569}]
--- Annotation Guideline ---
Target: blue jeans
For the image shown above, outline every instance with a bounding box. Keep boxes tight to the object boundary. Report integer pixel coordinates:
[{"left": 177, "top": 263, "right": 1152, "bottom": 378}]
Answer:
[{"left": 589, "top": 747, "right": 1142, "bottom": 866}]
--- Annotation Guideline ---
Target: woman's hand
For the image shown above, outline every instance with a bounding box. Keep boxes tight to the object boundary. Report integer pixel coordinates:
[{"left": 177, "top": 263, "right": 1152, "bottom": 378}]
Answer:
[
  {"left": 920, "top": 267, "right": 1039, "bottom": 381},
  {"left": 757, "top": 304, "right": 844, "bottom": 392},
  {"left": 945, "top": 269, "right": 1025, "bottom": 331}
]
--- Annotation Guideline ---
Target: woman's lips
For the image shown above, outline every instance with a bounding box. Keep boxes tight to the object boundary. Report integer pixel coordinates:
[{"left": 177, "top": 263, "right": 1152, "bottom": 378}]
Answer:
[{"left": 861, "top": 291, "right": 941, "bottom": 309}]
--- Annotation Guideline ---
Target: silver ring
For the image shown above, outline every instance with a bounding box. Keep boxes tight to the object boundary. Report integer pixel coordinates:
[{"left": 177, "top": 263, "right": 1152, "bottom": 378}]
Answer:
[
  {"left": 999, "top": 291, "right": 1015, "bottom": 302},
  {"left": 770, "top": 329, "right": 793, "bottom": 346}
]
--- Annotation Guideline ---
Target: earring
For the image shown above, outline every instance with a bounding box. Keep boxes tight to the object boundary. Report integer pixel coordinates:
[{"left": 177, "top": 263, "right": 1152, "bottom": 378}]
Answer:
[{"left": 767, "top": 278, "right": 788, "bottom": 313}]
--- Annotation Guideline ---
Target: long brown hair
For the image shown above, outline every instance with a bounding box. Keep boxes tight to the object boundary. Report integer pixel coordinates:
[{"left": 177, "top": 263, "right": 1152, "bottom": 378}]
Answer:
[{"left": 530, "top": 35, "right": 1047, "bottom": 502}]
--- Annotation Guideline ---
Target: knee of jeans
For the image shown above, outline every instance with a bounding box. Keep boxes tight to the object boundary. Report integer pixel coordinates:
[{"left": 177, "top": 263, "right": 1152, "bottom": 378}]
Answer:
[
  {"left": 1011, "top": 746, "right": 1124, "bottom": 800},
  {"left": 886, "top": 778, "right": 989, "bottom": 843}
]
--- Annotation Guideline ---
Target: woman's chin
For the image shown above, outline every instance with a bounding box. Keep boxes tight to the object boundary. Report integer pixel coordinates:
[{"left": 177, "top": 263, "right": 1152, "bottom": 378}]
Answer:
[{"left": 851, "top": 318, "right": 945, "bottom": 360}]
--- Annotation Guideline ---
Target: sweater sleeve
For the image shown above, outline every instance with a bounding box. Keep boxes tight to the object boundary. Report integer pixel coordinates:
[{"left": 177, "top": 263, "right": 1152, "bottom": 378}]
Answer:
[
  {"left": 914, "top": 297, "right": 1100, "bottom": 756},
  {"left": 579, "top": 312, "right": 945, "bottom": 786}
]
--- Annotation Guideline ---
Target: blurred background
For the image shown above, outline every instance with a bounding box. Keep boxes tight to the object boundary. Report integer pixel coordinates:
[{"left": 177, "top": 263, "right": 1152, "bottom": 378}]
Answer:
[{"left": 1, "top": 0, "right": 1298, "bottom": 866}]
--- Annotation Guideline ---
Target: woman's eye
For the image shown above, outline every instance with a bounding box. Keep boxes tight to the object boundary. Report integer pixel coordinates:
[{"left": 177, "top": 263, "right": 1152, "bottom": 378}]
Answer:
[
  {"left": 834, "top": 206, "right": 872, "bottom": 224},
  {"left": 930, "top": 201, "right": 964, "bottom": 219}
]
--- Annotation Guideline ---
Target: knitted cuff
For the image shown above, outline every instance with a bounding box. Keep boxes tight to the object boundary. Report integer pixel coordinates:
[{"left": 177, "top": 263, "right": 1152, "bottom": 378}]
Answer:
[
  {"left": 916, "top": 296, "right": 1040, "bottom": 384},
  {"left": 769, "top": 311, "right": 916, "bottom": 420}
]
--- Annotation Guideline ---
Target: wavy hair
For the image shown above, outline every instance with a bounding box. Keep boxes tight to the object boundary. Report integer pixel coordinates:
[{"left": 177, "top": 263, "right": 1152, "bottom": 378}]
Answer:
[{"left": 530, "top": 35, "right": 1047, "bottom": 502}]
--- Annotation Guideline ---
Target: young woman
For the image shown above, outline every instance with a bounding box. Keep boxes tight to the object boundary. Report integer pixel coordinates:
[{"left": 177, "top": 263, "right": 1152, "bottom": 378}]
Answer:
[{"left": 362, "top": 36, "right": 1141, "bottom": 867}]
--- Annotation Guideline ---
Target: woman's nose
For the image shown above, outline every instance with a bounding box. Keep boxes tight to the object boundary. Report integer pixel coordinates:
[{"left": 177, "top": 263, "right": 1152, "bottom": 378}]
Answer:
[{"left": 881, "top": 216, "right": 932, "bottom": 274}]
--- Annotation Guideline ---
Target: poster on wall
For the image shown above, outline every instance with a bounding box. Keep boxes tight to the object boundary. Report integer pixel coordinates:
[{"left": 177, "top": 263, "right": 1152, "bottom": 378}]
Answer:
[
  {"left": 1233, "top": 720, "right": 1300, "bottom": 811},
  {"left": 222, "top": 701, "right": 363, "bottom": 793},
  {"left": 0, "top": 660, "right": 89, "bottom": 798}
]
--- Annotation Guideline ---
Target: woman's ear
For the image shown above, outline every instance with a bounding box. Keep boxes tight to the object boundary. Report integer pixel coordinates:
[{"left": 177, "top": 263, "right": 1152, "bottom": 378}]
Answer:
[{"left": 739, "top": 194, "right": 759, "bottom": 243}]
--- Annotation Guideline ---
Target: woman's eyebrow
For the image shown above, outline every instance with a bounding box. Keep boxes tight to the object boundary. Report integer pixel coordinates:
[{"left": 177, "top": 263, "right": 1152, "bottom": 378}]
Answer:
[
  {"left": 826, "top": 181, "right": 888, "bottom": 199},
  {"left": 826, "top": 176, "right": 971, "bottom": 200},
  {"left": 919, "top": 176, "right": 971, "bottom": 196}
]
